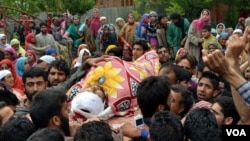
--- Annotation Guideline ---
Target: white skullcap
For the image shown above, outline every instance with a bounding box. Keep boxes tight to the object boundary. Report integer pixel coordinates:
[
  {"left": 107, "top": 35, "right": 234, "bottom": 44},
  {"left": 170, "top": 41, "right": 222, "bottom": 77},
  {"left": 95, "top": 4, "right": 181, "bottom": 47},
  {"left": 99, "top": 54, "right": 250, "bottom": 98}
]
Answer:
[
  {"left": 233, "top": 29, "right": 242, "bottom": 34},
  {"left": 0, "top": 70, "right": 11, "bottom": 80},
  {"left": 100, "top": 16, "right": 107, "bottom": 21},
  {"left": 39, "top": 55, "right": 56, "bottom": 64}
]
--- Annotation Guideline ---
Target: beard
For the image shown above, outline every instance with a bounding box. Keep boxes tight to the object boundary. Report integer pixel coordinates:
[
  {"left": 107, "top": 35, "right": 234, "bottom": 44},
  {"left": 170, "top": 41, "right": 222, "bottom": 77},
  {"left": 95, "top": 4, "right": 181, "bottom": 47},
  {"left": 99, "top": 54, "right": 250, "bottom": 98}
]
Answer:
[
  {"left": 59, "top": 114, "right": 70, "bottom": 136},
  {"left": 25, "top": 91, "right": 37, "bottom": 102}
]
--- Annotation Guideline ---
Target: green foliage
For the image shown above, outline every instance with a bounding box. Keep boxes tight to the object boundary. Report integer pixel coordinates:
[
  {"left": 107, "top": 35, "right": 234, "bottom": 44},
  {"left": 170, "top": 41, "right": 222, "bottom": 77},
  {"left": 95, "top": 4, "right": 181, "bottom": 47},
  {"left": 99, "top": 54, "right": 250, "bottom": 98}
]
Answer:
[
  {"left": 1, "top": 0, "right": 95, "bottom": 18},
  {"left": 165, "top": 2, "right": 185, "bottom": 17}
]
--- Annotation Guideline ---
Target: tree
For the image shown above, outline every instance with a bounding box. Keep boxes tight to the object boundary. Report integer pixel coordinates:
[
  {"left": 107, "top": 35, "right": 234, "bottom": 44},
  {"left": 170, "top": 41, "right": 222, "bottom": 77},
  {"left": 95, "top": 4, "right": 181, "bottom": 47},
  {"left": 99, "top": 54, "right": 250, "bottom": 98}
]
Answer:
[{"left": 1, "top": 0, "right": 95, "bottom": 18}]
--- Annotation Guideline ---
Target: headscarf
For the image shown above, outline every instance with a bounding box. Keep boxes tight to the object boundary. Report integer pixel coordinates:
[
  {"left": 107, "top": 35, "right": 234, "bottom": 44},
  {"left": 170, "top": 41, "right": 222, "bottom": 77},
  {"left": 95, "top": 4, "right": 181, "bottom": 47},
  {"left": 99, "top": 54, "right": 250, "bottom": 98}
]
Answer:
[
  {"left": 127, "top": 13, "right": 135, "bottom": 24},
  {"left": 15, "top": 57, "right": 27, "bottom": 77},
  {"left": 10, "top": 38, "right": 26, "bottom": 57},
  {"left": 74, "top": 48, "right": 91, "bottom": 68},
  {"left": 0, "top": 59, "right": 23, "bottom": 91},
  {"left": 135, "top": 13, "right": 149, "bottom": 39},
  {"left": 25, "top": 33, "right": 36, "bottom": 50},
  {"left": 77, "top": 44, "right": 89, "bottom": 56},
  {"left": 26, "top": 50, "right": 37, "bottom": 67},
  {"left": 218, "top": 32, "right": 229, "bottom": 39},
  {"left": 115, "top": 17, "right": 125, "bottom": 31},
  {"left": 105, "top": 45, "right": 117, "bottom": 54},
  {"left": 45, "top": 48, "right": 58, "bottom": 56},
  {"left": 0, "top": 34, "right": 11, "bottom": 48},
  {"left": 4, "top": 47, "right": 18, "bottom": 64},
  {"left": 193, "top": 9, "right": 211, "bottom": 32},
  {"left": 90, "top": 8, "right": 101, "bottom": 37}
]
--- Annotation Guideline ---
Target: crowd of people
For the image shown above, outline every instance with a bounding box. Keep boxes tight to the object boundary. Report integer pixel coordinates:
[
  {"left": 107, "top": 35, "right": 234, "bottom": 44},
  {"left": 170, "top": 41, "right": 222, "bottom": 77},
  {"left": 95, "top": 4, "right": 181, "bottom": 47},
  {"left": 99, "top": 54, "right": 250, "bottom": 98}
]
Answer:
[{"left": 0, "top": 7, "right": 250, "bottom": 141}]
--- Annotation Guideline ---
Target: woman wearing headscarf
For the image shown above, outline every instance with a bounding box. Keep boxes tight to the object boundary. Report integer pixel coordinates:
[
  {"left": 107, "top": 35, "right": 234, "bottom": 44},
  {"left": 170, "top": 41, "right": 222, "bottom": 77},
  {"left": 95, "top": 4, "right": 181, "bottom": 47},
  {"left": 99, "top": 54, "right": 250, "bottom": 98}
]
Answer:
[
  {"left": 185, "top": 9, "right": 211, "bottom": 62},
  {"left": 235, "top": 17, "right": 245, "bottom": 32},
  {"left": 15, "top": 57, "right": 27, "bottom": 77},
  {"left": 0, "top": 59, "right": 24, "bottom": 91},
  {"left": 0, "top": 70, "right": 26, "bottom": 106},
  {"left": 10, "top": 38, "right": 26, "bottom": 57},
  {"left": 63, "top": 15, "right": 84, "bottom": 59},
  {"left": 0, "top": 34, "right": 11, "bottom": 48},
  {"left": 25, "top": 50, "right": 37, "bottom": 67},
  {"left": 115, "top": 17, "right": 125, "bottom": 48},
  {"left": 215, "top": 23, "right": 226, "bottom": 38},
  {"left": 25, "top": 33, "right": 51, "bottom": 58},
  {"left": 90, "top": 8, "right": 101, "bottom": 45},
  {"left": 135, "top": 13, "right": 149, "bottom": 40},
  {"left": 156, "top": 13, "right": 168, "bottom": 48},
  {"left": 70, "top": 48, "right": 91, "bottom": 75},
  {"left": 218, "top": 32, "right": 229, "bottom": 53},
  {"left": 71, "top": 44, "right": 89, "bottom": 69},
  {"left": 119, "top": 13, "right": 137, "bottom": 48},
  {"left": 147, "top": 11, "right": 159, "bottom": 50},
  {"left": 4, "top": 47, "right": 18, "bottom": 65}
]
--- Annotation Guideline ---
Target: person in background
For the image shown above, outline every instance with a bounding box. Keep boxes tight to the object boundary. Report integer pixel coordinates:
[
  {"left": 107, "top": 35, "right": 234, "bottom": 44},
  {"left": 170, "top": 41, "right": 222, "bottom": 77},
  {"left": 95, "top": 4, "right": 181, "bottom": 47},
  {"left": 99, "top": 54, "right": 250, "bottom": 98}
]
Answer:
[
  {"left": 185, "top": 9, "right": 211, "bottom": 62},
  {"left": 25, "top": 50, "right": 37, "bottom": 67},
  {"left": 215, "top": 22, "right": 226, "bottom": 38},
  {"left": 156, "top": 14, "right": 168, "bottom": 49},
  {"left": 0, "top": 70, "right": 25, "bottom": 106},
  {"left": 167, "top": 12, "right": 190, "bottom": 59},
  {"left": 15, "top": 57, "right": 27, "bottom": 77},
  {"left": 147, "top": 11, "right": 158, "bottom": 50},
  {"left": 0, "top": 34, "right": 11, "bottom": 48},
  {"left": 3, "top": 47, "right": 18, "bottom": 65},
  {"left": 0, "top": 59, "right": 23, "bottom": 91},
  {"left": 10, "top": 38, "right": 26, "bottom": 57}
]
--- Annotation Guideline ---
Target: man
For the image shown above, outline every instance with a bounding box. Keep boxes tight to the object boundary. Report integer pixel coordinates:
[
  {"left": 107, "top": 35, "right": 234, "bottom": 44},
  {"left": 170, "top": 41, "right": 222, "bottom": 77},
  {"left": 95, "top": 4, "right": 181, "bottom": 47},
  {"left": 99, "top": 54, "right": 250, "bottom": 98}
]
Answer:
[
  {"left": 156, "top": 46, "right": 171, "bottom": 64},
  {"left": 196, "top": 71, "right": 219, "bottom": 103},
  {"left": 15, "top": 67, "right": 47, "bottom": 117},
  {"left": 202, "top": 26, "right": 250, "bottom": 124},
  {"left": 48, "top": 60, "right": 70, "bottom": 87},
  {"left": 167, "top": 12, "right": 190, "bottom": 58},
  {"left": 201, "top": 25, "right": 221, "bottom": 52},
  {"left": 121, "top": 76, "right": 172, "bottom": 138},
  {"left": 36, "top": 22, "right": 56, "bottom": 49},
  {"left": 29, "top": 88, "right": 71, "bottom": 136},
  {"left": 132, "top": 39, "right": 150, "bottom": 61},
  {"left": 184, "top": 108, "right": 220, "bottom": 141},
  {"left": 150, "top": 111, "right": 184, "bottom": 141},
  {"left": 211, "top": 96, "right": 240, "bottom": 127},
  {"left": 74, "top": 121, "right": 113, "bottom": 141},
  {"left": 170, "top": 84, "right": 194, "bottom": 118},
  {"left": 0, "top": 116, "right": 36, "bottom": 141},
  {"left": 36, "top": 55, "right": 56, "bottom": 72}
]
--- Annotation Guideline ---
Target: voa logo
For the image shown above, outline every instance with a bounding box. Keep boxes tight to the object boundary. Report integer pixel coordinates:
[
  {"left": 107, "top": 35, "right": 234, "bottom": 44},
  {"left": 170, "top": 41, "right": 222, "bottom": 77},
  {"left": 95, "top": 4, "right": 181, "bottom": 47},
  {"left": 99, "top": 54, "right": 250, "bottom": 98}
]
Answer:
[{"left": 226, "top": 129, "right": 246, "bottom": 136}]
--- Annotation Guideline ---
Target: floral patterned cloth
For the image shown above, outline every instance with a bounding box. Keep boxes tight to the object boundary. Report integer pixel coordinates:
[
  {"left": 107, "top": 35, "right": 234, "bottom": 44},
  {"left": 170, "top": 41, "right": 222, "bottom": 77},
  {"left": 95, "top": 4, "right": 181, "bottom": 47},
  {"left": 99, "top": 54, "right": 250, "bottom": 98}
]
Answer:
[{"left": 67, "top": 50, "right": 160, "bottom": 119}]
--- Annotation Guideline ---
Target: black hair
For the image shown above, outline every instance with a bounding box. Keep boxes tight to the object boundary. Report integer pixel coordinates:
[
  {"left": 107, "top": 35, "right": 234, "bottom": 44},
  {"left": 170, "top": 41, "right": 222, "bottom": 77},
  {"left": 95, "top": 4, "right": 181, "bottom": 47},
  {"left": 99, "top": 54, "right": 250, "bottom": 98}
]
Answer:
[
  {"left": 0, "top": 116, "right": 37, "bottom": 141},
  {"left": 22, "top": 67, "right": 47, "bottom": 84},
  {"left": 137, "top": 76, "right": 171, "bottom": 118},
  {"left": 170, "top": 84, "right": 194, "bottom": 118},
  {"left": 0, "top": 90, "right": 19, "bottom": 106},
  {"left": 74, "top": 121, "right": 113, "bottom": 141},
  {"left": 107, "top": 47, "right": 123, "bottom": 58},
  {"left": 213, "top": 96, "right": 240, "bottom": 125},
  {"left": 133, "top": 39, "right": 150, "bottom": 52},
  {"left": 48, "top": 60, "right": 70, "bottom": 77},
  {"left": 27, "top": 127, "right": 64, "bottom": 141},
  {"left": 199, "top": 71, "right": 220, "bottom": 90},
  {"left": 184, "top": 108, "right": 220, "bottom": 141},
  {"left": 39, "top": 22, "right": 47, "bottom": 28},
  {"left": 150, "top": 111, "right": 184, "bottom": 141},
  {"left": 202, "top": 25, "right": 211, "bottom": 32},
  {"left": 30, "top": 88, "right": 67, "bottom": 129}
]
